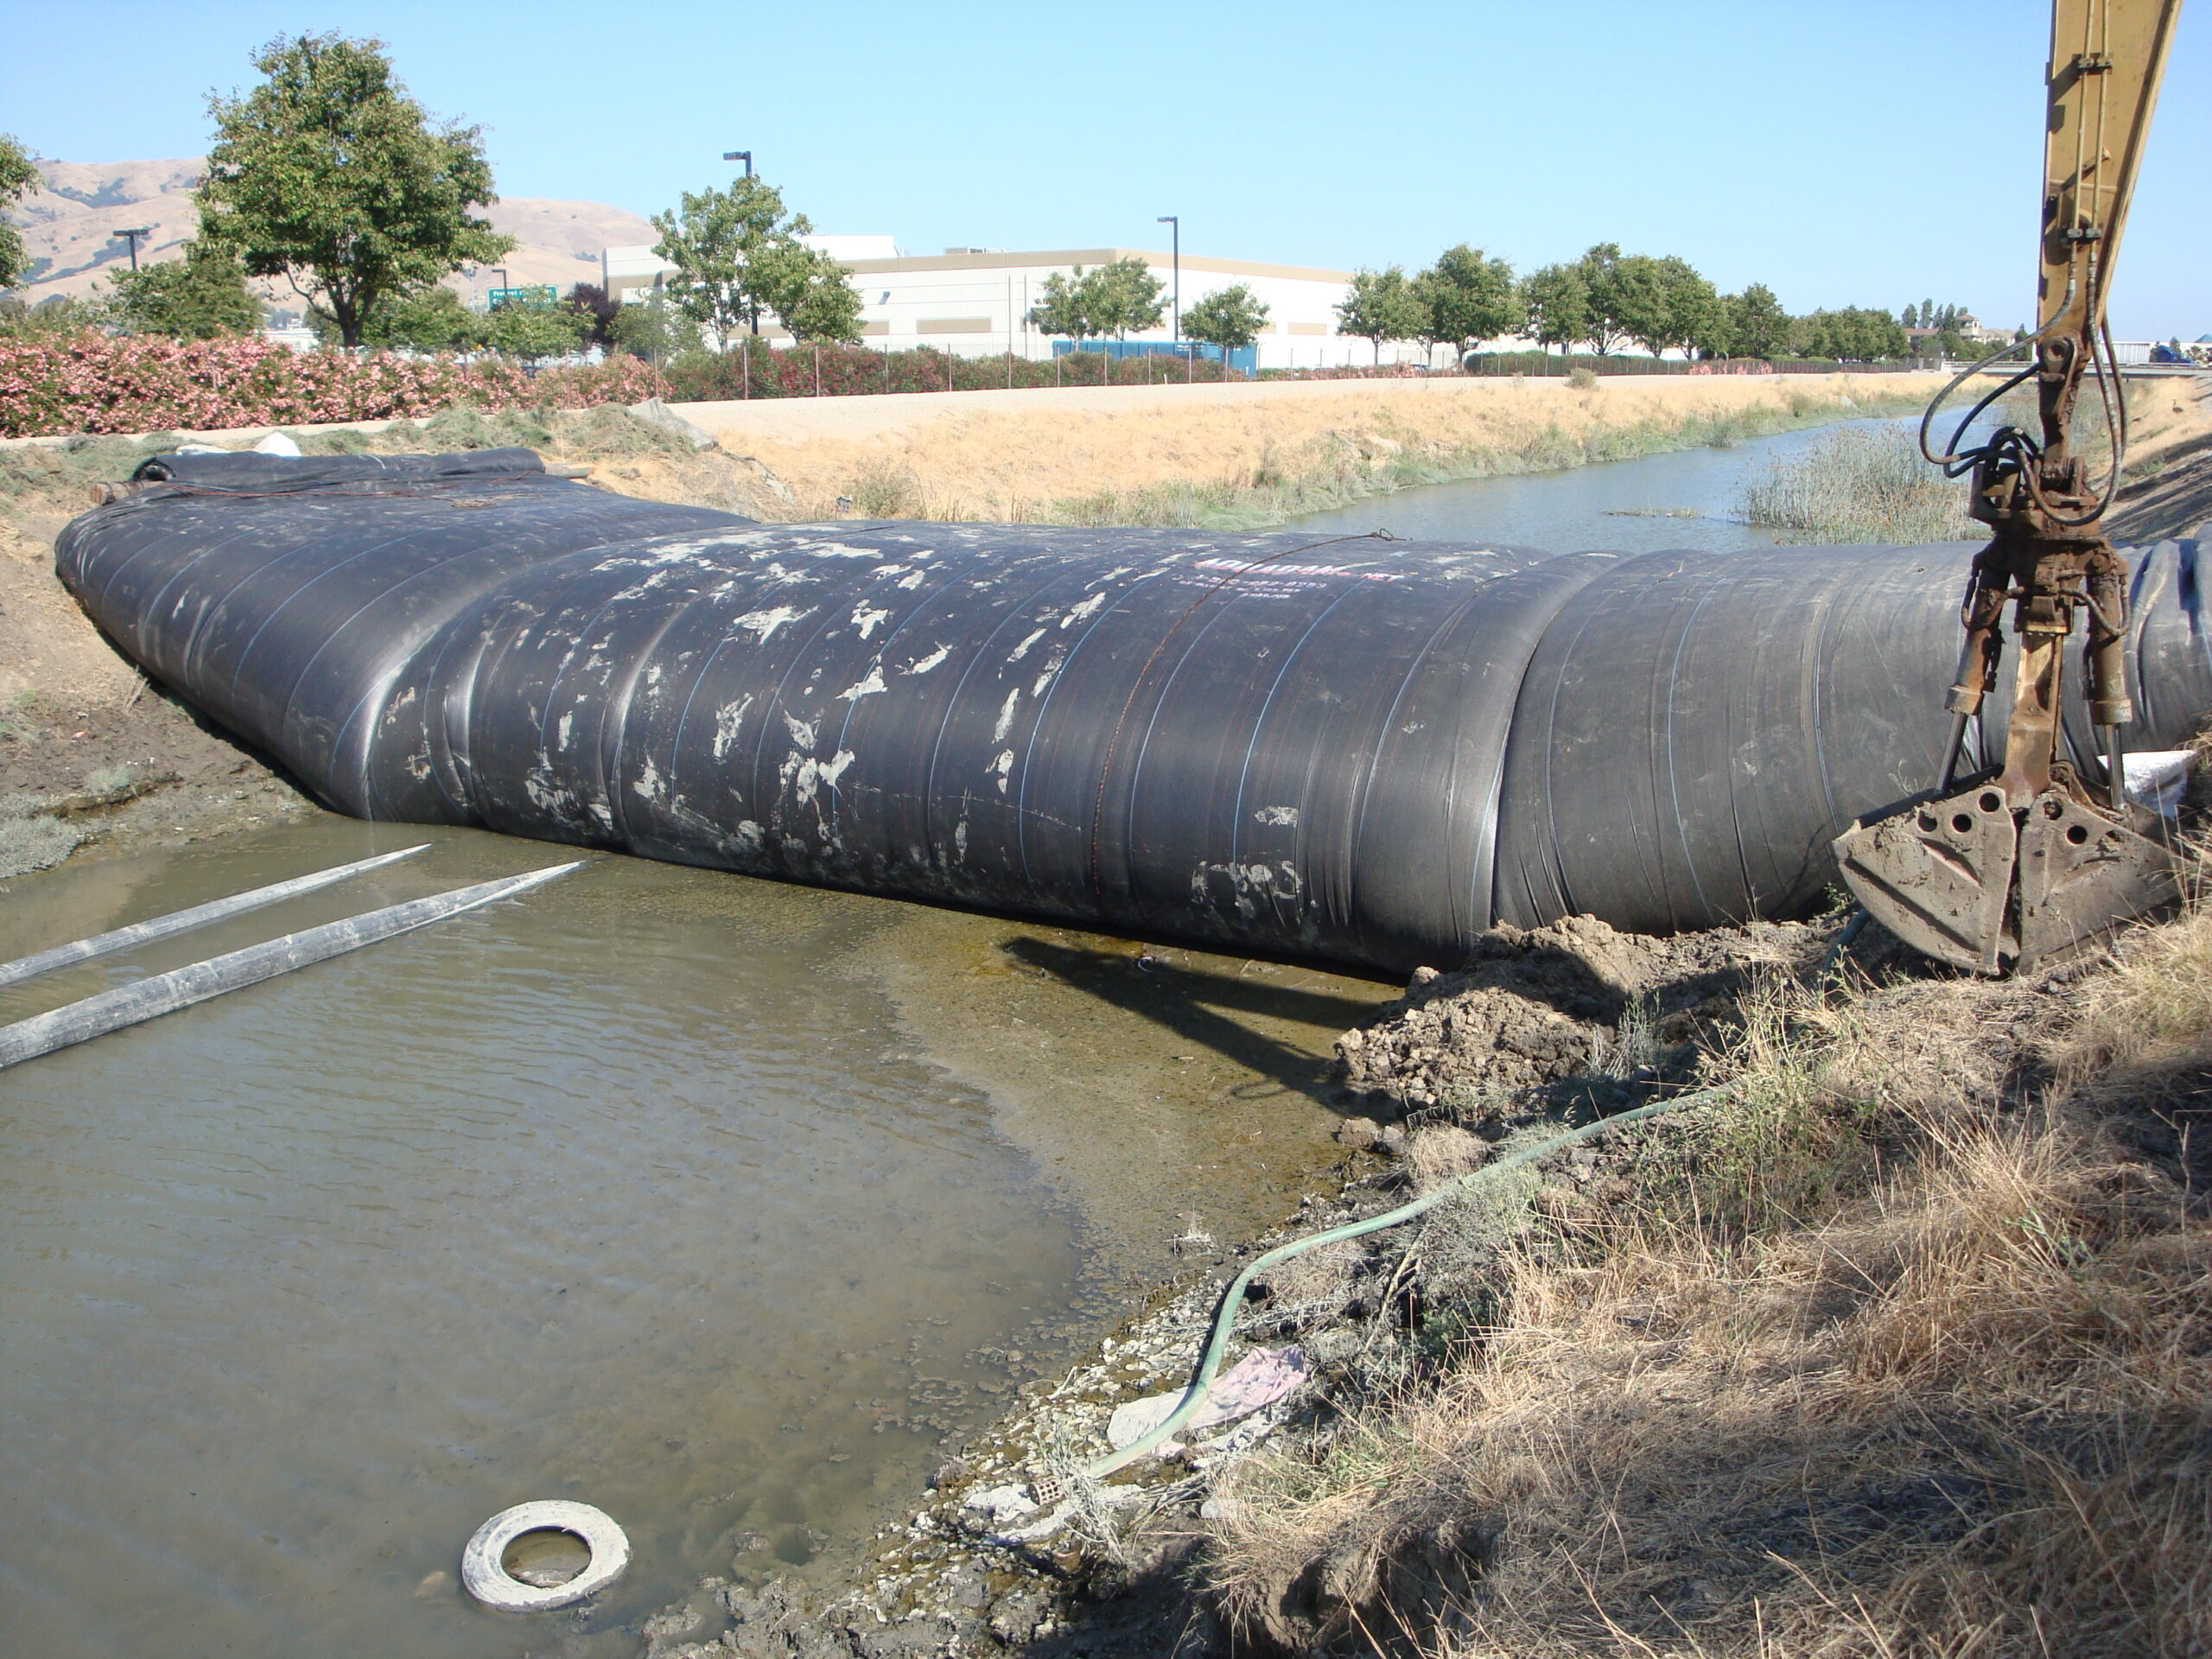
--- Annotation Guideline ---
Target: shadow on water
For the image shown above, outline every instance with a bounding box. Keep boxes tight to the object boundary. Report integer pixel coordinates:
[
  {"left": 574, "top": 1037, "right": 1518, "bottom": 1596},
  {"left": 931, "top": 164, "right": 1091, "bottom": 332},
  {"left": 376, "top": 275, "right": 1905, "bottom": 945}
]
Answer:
[{"left": 1000, "top": 937, "right": 1379, "bottom": 1111}]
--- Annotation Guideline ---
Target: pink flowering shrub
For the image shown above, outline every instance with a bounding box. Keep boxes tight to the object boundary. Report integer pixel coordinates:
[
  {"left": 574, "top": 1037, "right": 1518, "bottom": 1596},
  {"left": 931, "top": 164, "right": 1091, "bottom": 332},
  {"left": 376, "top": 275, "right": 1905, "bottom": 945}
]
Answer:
[{"left": 0, "top": 332, "right": 663, "bottom": 439}]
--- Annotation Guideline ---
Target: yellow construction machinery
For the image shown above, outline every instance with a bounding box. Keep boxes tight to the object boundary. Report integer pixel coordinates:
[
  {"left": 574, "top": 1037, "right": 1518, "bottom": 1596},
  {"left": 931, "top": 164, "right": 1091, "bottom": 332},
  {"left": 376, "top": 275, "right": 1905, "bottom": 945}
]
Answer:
[{"left": 1835, "top": 0, "right": 2190, "bottom": 973}]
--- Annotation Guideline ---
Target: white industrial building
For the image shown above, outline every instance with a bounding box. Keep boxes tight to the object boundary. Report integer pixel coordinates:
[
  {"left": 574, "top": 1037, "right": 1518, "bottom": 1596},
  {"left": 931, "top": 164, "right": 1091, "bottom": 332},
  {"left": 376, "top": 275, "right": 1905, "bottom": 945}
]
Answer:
[{"left": 601, "top": 240, "right": 1428, "bottom": 370}]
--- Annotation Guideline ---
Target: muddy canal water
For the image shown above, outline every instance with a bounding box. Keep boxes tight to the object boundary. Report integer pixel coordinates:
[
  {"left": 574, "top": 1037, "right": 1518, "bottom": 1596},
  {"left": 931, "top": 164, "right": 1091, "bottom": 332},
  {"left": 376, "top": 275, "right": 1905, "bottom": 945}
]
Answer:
[{"left": 0, "top": 822, "right": 1395, "bottom": 1657}]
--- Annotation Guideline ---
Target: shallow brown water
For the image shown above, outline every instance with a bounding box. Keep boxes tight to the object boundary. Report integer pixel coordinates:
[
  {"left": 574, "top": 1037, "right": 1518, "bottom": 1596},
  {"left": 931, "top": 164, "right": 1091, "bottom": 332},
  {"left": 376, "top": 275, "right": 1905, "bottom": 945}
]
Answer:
[{"left": 0, "top": 818, "right": 1393, "bottom": 1657}]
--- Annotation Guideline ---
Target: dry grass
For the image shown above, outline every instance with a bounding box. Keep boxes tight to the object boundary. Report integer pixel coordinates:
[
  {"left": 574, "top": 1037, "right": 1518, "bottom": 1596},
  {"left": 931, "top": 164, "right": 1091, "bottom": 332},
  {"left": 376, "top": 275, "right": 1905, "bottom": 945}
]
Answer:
[
  {"left": 699, "top": 376, "right": 1939, "bottom": 532},
  {"left": 1205, "top": 919, "right": 2212, "bottom": 1657}
]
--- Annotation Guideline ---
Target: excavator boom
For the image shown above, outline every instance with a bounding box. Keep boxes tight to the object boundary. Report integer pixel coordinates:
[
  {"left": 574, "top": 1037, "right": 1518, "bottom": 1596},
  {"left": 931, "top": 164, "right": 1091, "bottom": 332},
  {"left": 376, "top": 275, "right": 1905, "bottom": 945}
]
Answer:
[{"left": 1834, "top": 0, "right": 2188, "bottom": 975}]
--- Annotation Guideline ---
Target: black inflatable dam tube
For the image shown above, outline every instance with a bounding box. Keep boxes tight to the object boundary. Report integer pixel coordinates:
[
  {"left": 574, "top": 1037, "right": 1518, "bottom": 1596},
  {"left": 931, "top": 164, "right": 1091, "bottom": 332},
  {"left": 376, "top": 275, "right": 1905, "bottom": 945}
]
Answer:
[{"left": 54, "top": 451, "right": 2212, "bottom": 976}]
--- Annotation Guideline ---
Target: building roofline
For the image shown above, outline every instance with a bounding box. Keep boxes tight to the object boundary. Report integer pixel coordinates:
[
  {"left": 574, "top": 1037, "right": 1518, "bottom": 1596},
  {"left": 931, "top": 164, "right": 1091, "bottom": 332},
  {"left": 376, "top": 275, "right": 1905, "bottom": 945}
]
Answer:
[{"left": 838, "top": 247, "right": 1354, "bottom": 283}]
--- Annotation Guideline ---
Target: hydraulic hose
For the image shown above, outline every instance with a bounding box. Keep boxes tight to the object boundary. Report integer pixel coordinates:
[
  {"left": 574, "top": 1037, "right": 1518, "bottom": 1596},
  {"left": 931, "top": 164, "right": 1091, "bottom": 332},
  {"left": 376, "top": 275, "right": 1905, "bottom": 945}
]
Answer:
[{"left": 1081, "top": 1084, "right": 1734, "bottom": 1479}]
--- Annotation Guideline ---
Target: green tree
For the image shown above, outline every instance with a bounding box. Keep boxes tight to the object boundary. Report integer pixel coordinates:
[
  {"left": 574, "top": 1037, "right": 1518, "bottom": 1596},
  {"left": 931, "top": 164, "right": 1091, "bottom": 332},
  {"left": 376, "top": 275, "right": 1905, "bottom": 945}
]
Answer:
[
  {"left": 1519, "top": 263, "right": 1590, "bottom": 354},
  {"left": 354, "top": 284, "right": 481, "bottom": 350},
  {"left": 651, "top": 173, "right": 811, "bottom": 349},
  {"left": 1335, "top": 266, "right": 1424, "bottom": 364},
  {"left": 197, "top": 34, "right": 512, "bottom": 347},
  {"left": 110, "top": 239, "right": 262, "bottom": 339},
  {"left": 612, "top": 289, "right": 704, "bottom": 365},
  {"left": 1594, "top": 251, "right": 1669, "bottom": 356},
  {"left": 1799, "top": 306, "right": 1910, "bottom": 361},
  {"left": 1722, "top": 283, "right": 1791, "bottom": 359},
  {"left": 1081, "top": 256, "right": 1166, "bottom": 339},
  {"left": 1573, "top": 244, "right": 1630, "bottom": 353},
  {"left": 1685, "top": 291, "right": 1738, "bottom": 359},
  {"left": 0, "top": 134, "right": 37, "bottom": 291},
  {"left": 1180, "top": 283, "right": 1270, "bottom": 367},
  {"left": 1413, "top": 244, "right": 1521, "bottom": 365},
  {"left": 751, "top": 241, "right": 865, "bottom": 343},
  {"left": 1027, "top": 267, "right": 1096, "bottom": 343},
  {"left": 483, "top": 296, "right": 589, "bottom": 364},
  {"left": 1580, "top": 245, "right": 1723, "bottom": 360},
  {"left": 1649, "top": 256, "right": 1724, "bottom": 359}
]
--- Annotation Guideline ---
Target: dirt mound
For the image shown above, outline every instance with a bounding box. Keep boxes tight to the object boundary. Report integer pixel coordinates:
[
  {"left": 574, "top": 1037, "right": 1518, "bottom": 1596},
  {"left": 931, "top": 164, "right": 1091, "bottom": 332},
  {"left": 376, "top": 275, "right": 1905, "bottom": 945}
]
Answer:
[{"left": 1333, "top": 913, "right": 1821, "bottom": 1118}]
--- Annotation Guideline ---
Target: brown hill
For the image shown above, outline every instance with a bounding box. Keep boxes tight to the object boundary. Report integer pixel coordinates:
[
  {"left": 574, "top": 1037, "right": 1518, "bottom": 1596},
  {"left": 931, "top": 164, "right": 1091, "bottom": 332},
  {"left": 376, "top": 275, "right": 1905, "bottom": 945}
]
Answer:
[{"left": 6, "top": 157, "right": 658, "bottom": 310}]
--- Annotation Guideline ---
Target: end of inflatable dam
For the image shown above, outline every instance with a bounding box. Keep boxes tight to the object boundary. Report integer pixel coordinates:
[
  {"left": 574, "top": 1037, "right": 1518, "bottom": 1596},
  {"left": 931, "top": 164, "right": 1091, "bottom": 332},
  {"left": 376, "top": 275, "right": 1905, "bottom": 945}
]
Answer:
[{"left": 54, "top": 448, "right": 2212, "bottom": 977}]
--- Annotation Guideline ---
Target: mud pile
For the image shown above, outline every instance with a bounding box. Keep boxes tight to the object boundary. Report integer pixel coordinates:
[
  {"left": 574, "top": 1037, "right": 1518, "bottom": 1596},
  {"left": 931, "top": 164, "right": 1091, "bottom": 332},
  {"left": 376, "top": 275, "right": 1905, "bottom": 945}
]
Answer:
[{"left": 1333, "top": 913, "right": 1821, "bottom": 1116}]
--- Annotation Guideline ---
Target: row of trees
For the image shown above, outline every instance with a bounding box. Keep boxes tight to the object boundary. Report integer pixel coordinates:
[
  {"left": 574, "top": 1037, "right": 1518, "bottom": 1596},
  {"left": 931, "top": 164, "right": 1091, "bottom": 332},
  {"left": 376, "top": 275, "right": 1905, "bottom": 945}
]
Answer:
[
  {"left": 1016, "top": 257, "right": 1273, "bottom": 363},
  {"left": 0, "top": 40, "right": 1993, "bottom": 376},
  {"left": 1333, "top": 243, "right": 1919, "bottom": 365}
]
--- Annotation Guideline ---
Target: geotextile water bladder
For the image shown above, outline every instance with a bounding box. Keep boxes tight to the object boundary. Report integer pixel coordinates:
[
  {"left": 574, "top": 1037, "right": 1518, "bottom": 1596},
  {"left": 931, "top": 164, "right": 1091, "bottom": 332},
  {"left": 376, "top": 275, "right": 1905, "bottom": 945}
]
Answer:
[{"left": 55, "top": 448, "right": 2212, "bottom": 976}]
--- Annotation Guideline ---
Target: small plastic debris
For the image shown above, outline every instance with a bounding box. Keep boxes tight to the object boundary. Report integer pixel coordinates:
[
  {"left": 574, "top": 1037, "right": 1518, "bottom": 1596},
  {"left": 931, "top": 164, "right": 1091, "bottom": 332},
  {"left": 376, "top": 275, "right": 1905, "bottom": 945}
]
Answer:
[{"left": 1105, "top": 1347, "right": 1308, "bottom": 1451}]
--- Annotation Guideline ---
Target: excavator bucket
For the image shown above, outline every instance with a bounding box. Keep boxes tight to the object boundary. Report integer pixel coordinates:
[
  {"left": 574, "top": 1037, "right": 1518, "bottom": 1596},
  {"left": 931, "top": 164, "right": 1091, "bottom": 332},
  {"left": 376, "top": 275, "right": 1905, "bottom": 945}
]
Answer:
[{"left": 1836, "top": 777, "right": 2185, "bottom": 975}]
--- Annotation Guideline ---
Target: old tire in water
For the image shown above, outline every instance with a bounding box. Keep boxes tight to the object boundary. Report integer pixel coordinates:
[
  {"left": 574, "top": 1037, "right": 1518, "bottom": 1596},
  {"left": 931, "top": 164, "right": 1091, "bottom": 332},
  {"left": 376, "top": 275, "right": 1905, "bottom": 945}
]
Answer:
[{"left": 461, "top": 1499, "right": 631, "bottom": 1611}]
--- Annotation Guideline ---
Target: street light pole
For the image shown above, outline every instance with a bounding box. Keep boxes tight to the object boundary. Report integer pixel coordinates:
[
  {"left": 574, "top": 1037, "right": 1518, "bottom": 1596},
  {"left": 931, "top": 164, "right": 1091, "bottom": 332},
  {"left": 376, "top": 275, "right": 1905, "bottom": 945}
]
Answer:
[
  {"left": 722, "top": 152, "right": 758, "bottom": 335},
  {"left": 116, "top": 226, "right": 152, "bottom": 271},
  {"left": 1156, "top": 216, "right": 1179, "bottom": 341}
]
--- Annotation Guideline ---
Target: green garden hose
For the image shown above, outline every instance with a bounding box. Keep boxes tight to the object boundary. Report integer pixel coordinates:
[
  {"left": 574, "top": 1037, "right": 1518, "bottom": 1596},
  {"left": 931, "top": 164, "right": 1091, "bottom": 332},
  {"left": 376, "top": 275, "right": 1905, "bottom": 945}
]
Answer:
[{"left": 1081, "top": 1085, "right": 1732, "bottom": 1479}]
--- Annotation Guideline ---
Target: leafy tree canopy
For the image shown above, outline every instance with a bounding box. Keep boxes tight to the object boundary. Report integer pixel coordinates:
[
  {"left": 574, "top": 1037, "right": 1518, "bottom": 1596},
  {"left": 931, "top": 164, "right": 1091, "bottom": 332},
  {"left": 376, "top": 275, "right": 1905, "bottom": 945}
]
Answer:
[
  {"left": 1571, "top": 245, "right": 1725, "bottom": 360},
  {"left": 1573, "top": 245, "right": 1629, "bottom": 353},
  {"left": 482, "top": 296, "right": 589, "bottom": 363},
  {"left": 110, "top": 239, "right": 263, "bottom": 340},
  {"left": 1027, "top": 268, "right": 1093, "bottom": 340},
  {"left": 1519, "top": 263, "right": 1591, "bottom": 354},
  {"left": 1648, "top": 255, "right": 1723, "bottom": 359},
  {"left": 197, "top": 33, "right": 513, "bottom": 347},
  {"left": 1723, "top": 283, "right": 1791, "bottom": 360},
  {"left": 353, "top": 283, "right": 480, "bottom": 351},
  {"left": 652, "top": 174, "right": 815, "bottom": 349},
  {"left": 0, "top": 293, "right": 106, "bottom": 337},
  {"left": 1083, "top": 257, "right": 1166, "bottom": 340},
  {"left": 1335, "top": 266, "right": 1425, "bottom": 362},
  {"left": 1413, "top": 245, "right": 1521, "bottom": 359},
  {"left": 1799, "top": 305, "right": 1910, "bottom": 362},
  {"left": 0, "top": 133, "right": 37, "bottom": 291},
  {"left": 613, "top": 289, "right": 705, "bottom": 364},
  {"left": 749, "top": 240, "right": 866, "bottom": 343},
  {"left": 1026, "top": 257, "right": 1166, "bottom": 342},
  {"left": 1180, "top": 283, "right": 1271, "bottom": 358}
]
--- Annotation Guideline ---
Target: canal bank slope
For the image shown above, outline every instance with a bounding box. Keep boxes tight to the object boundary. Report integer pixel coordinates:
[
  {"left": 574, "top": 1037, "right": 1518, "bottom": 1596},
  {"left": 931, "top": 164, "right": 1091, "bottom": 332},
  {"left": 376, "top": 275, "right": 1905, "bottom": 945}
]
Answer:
[{"left": 660, "top": 371, "right": 1941, "bottom": 529}]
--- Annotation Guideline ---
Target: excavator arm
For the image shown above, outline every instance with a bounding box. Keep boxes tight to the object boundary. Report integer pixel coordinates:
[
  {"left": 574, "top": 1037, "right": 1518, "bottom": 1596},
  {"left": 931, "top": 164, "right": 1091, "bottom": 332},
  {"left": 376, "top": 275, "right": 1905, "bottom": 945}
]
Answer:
[{"left": 1834, "top": 0, "right": 2189, "bottom": 974}]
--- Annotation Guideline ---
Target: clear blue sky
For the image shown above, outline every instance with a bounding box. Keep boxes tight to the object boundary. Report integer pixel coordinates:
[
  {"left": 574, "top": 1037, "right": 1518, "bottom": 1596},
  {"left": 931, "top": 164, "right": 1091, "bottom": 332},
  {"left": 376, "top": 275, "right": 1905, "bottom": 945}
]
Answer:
[{"left": 5, "top": 0, "right": 2205, "bottom": 337}]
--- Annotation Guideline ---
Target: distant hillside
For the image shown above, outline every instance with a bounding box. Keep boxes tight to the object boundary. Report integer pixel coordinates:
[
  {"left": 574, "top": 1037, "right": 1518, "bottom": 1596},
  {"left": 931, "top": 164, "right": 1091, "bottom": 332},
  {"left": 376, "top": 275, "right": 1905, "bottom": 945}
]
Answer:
[{"left": 7, "top": 157, "right": 658, "bottom": 310}]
